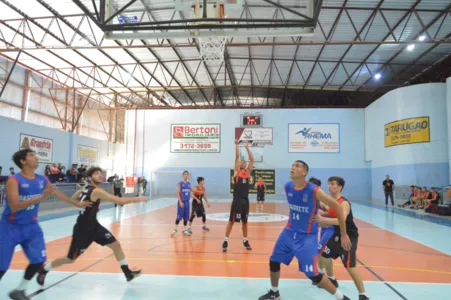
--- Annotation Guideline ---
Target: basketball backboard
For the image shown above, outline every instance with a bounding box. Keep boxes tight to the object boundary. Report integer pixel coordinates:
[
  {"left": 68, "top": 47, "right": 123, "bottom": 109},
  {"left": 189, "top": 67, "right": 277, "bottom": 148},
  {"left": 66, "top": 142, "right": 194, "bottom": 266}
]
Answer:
[{"left": 74, "top": 0, "right": 318, "bottom": 39}]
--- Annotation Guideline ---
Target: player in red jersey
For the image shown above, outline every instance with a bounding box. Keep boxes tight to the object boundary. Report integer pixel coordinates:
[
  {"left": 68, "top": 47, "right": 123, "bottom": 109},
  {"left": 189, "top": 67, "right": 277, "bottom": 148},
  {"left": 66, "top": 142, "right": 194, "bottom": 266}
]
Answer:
[
  {"left": 222, "top": 140, "right": 254, "bottom": 252},
  {"left": 255, "top": 176, "right": 266, "bottom": 211},
  {"left": 314, "top": 176, "right": 368, "bottom": 300},
  {"left": 187, "top": 176, "right": 211, "bottom": 233}
]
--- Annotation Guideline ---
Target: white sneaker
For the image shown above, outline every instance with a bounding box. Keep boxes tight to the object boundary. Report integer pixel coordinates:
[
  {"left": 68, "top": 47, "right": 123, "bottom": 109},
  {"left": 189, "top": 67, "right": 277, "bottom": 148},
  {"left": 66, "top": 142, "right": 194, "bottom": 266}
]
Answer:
[{"left": 171, "top": 229, "right": 177, "bottom": 237}]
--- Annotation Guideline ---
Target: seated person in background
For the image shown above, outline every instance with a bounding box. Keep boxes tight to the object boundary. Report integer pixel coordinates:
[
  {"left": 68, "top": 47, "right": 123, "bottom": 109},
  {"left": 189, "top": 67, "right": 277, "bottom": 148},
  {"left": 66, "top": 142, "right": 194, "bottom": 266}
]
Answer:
[
  {"left": 409, "top": 186, "right": 421, "bottom": 209},
  {"left": 416, "top": 187, "right": 430, "bottom": 209},
  {"left": 425, "top": 188, "right": 440, "bottom": 207},
  {"left": 399, "top": 185, "right": 415, "bottom": 208}
]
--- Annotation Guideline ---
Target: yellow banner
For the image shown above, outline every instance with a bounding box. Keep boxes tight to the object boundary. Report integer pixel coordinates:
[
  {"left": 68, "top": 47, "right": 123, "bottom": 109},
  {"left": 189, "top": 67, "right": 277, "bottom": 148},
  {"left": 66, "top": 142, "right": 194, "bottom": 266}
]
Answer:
[{"left": 384, "top": 117, "right": 430, "bottom": 148}]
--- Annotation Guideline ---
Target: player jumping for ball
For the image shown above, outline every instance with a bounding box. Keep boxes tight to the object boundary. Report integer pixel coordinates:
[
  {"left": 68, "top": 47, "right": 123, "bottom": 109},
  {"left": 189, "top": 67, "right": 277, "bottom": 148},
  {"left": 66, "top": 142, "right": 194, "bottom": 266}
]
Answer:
[
  {"left": 222, "top": 139, "right": 254, "bottom": 252},
  {"left": 258, "top": 160, "right": 352, "bottom": 300}
]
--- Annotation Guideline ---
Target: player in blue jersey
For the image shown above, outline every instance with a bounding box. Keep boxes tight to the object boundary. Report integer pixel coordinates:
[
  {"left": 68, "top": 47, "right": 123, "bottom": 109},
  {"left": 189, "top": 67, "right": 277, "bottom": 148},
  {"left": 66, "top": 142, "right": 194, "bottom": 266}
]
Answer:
[
  {"left": 171, "top": 171, "right": 201, "bottom": 237},
  {"left": 0, "top": 149, "right": 91, "bottom": 300},
  {"left": 222, "top": 140, "right": 254, "bottom": 252},
  {"left": 258, "top": 160, "right": 352, "bottom": 300}
]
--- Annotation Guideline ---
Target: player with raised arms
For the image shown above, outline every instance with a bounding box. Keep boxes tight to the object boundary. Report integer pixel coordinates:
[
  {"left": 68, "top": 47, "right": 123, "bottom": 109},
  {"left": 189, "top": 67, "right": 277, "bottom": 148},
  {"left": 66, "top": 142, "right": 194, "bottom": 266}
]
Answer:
[
  {"left": 258, "top": 160, "right": 352, "bottom": 300},
  {"left": 36, "top": 167, "right": 147, "bottom": 287},
  {"left": 222, "top": 139, "right": 254, "bottom": 252}
]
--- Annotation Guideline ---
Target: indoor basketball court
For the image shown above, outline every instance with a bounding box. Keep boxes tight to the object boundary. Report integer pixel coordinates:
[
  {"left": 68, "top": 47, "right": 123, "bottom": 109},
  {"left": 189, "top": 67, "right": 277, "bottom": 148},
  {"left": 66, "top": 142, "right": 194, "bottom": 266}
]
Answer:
[{"left": 0, "top": 0, "right": 451, "bottom": 300}]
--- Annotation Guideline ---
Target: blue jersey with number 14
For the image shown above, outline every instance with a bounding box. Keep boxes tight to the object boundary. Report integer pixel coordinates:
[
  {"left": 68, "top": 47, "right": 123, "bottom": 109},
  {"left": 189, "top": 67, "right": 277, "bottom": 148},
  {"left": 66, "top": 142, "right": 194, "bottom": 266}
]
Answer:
[
  {"left": 1, "top": 173, "right": 48, "bottom": 225},
  {"left": 284, "top": 181, "right": 320, "bottom": 234},
  {"left": 179, "top": 181, "right": 191, "bottom": 202}
]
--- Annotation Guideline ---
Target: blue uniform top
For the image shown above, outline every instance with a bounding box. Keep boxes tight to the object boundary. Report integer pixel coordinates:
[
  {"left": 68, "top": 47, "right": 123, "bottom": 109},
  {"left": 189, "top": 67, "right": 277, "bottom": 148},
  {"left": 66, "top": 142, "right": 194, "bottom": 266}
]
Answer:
[
  {"left": 178, "top": 181, "right": 191, "bottom": 202},
  {"left": 1, "top": 173, "right": 48, "bottom": 225},
  {"left": 284, "top": 181, "right": 320, "bottom": 234}
]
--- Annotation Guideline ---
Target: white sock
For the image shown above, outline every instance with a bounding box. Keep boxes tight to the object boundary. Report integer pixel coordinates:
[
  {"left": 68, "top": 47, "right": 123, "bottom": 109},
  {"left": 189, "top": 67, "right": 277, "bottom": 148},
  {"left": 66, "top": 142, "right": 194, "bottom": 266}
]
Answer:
[
  {"left": 17, "top": 278, "right": 30, "bottom": 291},
  {"left": 329, "top": 275, "right": 336, "bottom": 280},
  {"left": 271, "top": 286, "right": 278, "bottom": 292},
  {"left": 119, "top": 258, "right": 127, "bottom": 266},
  {"left": 359, "top": 293, "right": 367, "bottom": 296},
  {"left": 334, "top": 290, "right": 344, "bottom": 300},
  {"left": 243, "top": 238, "right": 248, "bottom": 242},
  {"left": 319, "top": 268, "right": 325, "bottom": 274},
  {"left": 224, "top": 237, "right": 228, "bottom": 241},
  {"left": 43, "top": 263, "right": 52, "bottom": 272}
]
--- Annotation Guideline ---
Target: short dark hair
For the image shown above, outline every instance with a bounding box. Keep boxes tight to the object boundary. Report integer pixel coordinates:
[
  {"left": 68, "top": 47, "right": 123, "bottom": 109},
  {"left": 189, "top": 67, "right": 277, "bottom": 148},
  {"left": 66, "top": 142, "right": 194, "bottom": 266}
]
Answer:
[
  {"left": 328, "top": 176, "right": 345, "bottom": 190},
  {"left": 309, "top": 177, "right": 321, "bottom": 187},
  {"left": 87, "top": 166, "right": 103, "bottom": 178},
  {"left": 295, "top": 160, "right": 309, "bottom": 173},
  {"left": 183, "top": 170, "right": 189, "bottom": 175},
  {"left": 12, "top": 149, "right": 35, "bottom": 169},
  {"left": 197, "top": 177, "right": 204, "bottom": 183}
]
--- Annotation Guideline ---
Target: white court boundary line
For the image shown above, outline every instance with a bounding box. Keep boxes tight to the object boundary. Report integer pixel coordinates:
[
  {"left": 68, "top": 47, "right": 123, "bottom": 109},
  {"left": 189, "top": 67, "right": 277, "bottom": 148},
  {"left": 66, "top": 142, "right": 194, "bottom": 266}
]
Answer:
[{"left": 5, "top": 270, "right": 451, "bottom": 285}]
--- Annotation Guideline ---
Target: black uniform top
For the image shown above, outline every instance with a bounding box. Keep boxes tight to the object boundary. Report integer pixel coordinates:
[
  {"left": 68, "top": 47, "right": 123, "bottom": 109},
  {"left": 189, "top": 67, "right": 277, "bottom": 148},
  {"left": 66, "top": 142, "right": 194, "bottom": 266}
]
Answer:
[
  {"left": 233, "top": 170, "right": 250, "bottom": 200},
  {"left": 77, "top": 185, "right": 101, "bottom": 223},
  {"left": 329, "top": 197, "right": 359, "bottom": 238}
]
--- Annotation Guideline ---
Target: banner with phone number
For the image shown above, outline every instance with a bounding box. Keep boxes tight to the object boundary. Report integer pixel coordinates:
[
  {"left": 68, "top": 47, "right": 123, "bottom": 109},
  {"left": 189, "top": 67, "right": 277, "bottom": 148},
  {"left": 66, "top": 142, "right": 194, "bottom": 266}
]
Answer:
[
  {"left": 170, "top": 124, "right": 221, "bottom": 153},
  {"left": 229, "top": 169, "right": 276, "bottom": 195}
]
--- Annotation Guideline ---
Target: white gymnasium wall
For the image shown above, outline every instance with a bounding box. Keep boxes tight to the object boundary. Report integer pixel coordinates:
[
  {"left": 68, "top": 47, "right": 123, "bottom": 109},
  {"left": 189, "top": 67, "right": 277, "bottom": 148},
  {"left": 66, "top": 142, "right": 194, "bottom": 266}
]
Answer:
[
  {"left": 130, "top": 108, "right": 369, "bottom": 198},
  {"left": 364, "top": 83, "right": 449, "bottom": 200}
]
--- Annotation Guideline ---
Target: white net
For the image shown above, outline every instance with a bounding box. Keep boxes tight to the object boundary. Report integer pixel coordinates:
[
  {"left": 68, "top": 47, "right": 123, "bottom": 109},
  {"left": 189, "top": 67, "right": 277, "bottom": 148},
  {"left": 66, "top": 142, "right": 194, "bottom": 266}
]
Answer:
[{"left": 199, "top": 36, "right": 226, "bottom": 66}]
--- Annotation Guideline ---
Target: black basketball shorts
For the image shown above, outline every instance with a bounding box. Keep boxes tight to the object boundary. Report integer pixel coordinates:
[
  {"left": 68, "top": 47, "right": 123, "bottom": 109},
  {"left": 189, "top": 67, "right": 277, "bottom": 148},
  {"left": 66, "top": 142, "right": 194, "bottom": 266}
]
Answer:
[
  {"left": 321, "top": 234, "right": 359, "bottom": 268},
  {"left": 229, "top": 197, "right": 250, "bottom": 223}
]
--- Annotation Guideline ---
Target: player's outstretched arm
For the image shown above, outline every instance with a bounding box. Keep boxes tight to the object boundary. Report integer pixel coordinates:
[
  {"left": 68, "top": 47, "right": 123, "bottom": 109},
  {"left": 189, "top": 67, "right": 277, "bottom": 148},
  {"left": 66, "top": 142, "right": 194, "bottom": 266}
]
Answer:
[
  {"left": 5, "top": 178, "right": 55, "bottom": 212},
  {"left": 233, "top": 139, "right": 240, "bottom": 176},
  {"left": 92, "top": 188, "right": 147, "bottom": 205},
  {"left": 244, "top": 141, "right": 254, "bottom": 173},
  {"left": 315, "top": 188, "right": 351, "bottom": 251}
]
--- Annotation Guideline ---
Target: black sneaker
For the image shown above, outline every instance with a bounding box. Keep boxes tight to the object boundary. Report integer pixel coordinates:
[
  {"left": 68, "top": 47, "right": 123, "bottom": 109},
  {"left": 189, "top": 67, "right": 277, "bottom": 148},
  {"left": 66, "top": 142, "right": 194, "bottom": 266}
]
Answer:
[
  {"left": 258, "top": 289, "right": 280, "bottom": 300},
  {"left": 8, "top": 290, "right": 29, "bottom": 300},
  {"left": 243, "top": 240, "right": 252, "bottom": 250},
  {"left": 125, "top": 269, "right": 142, "bottom": 282},
  {"left": 359, "top": 295, "right": 369, "bottom": 300},
  {"left": 222, "top": 240, "right": 228, "bottom": 252},
  {"left": 36, "top": 266, "right": 48, "bottom": 286}
]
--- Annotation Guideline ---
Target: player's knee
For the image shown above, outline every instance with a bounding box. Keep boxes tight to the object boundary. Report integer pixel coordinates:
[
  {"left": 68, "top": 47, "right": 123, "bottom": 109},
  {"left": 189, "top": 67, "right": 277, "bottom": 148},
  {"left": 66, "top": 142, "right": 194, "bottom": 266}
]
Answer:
[
  {"left": 269, "top": 261, "right": 281, "bottom": 272},
  {"left": 308, "top": 274, "right": 323, "bottom": 284}
]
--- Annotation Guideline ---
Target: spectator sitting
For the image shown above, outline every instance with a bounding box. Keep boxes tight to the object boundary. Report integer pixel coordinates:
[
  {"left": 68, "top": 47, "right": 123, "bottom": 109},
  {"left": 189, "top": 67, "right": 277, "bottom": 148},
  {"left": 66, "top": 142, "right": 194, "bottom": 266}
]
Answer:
[
  {"left": 399, "top": 185, "right": 416, "bottom": 208},
  {"left": 416, "top": 187, "right": 431, "bottom": 209},
  {"left": 408, "top": 186, "right": 421, "bottom": 209},
  {"left": 10, "top": 167, "right": 15, "bottom": 175},
  {"left": 50, "top": 163, "right": 60, "bottom": 175},
  {"left": 425, "top": 188, "right": 440, "bottom": 207}
]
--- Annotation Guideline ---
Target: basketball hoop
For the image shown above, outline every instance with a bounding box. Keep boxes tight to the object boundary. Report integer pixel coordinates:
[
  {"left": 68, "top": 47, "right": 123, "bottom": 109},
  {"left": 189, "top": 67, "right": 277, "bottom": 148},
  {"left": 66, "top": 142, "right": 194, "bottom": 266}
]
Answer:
[{"left": 199, "top": 36, "right": 226, "bottom": 65}]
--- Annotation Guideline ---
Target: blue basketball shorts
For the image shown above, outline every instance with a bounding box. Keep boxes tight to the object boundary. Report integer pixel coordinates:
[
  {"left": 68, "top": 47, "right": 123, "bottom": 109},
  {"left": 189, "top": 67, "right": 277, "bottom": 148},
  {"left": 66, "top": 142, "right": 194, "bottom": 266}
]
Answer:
[
  {"left": 270, "top": 229, "right": 319, "bottom": 277},
  {"left": 0, "top": 220, "right": 47, "bottom": 271},
  {"left": 318, "top": 226, "right": 335, "bottom": 254},
  {"left": 176, "top": 201, "right": 190, "bottom": 222}
]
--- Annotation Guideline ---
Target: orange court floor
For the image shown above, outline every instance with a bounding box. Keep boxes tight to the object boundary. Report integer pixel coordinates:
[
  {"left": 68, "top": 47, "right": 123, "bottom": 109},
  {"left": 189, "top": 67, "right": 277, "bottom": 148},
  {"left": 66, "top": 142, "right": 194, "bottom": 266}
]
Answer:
[{"left": 2, "top": 198, "right": 451, "bottom": 300}]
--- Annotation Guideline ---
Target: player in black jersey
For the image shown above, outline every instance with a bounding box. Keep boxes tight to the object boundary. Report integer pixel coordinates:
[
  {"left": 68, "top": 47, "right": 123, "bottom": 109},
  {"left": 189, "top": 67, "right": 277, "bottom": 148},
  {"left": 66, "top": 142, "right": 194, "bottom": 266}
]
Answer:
[
  {"left": 314, "top": 176, "right": 369, "bottom": 300},
  {"left": 255, "top": 176, "right": 266, "bottom": 211},
  {"left": 187, "top": 176, "right": 211, "bottom": 233},
  {"left": 36, "top": 167, "right": 148, "bottom": 285},
  {"left": 222, "top": 139, "right": 254, "bottom": 252}
]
